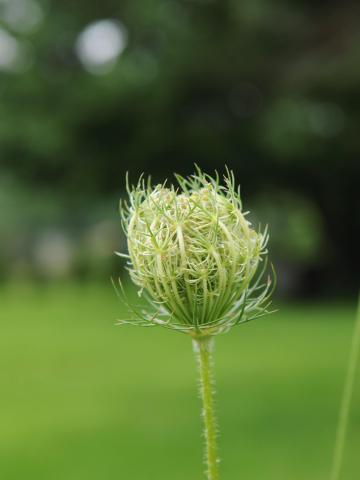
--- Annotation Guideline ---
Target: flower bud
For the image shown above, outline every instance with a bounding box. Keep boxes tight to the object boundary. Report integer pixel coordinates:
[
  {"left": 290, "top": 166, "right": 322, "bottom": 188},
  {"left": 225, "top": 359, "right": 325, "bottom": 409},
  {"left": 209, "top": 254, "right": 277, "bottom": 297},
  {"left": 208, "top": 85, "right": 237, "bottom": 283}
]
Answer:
[{"left": 117, "top": 168, "right": 274, "bottom": 336}]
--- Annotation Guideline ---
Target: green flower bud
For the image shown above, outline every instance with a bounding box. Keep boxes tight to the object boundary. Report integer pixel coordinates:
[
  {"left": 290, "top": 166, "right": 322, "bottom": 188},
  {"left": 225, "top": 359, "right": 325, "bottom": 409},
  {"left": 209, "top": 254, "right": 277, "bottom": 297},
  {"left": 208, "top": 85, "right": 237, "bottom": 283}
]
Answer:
[{"left": 116, "top": 167, "right": 274, "bottom": 337}]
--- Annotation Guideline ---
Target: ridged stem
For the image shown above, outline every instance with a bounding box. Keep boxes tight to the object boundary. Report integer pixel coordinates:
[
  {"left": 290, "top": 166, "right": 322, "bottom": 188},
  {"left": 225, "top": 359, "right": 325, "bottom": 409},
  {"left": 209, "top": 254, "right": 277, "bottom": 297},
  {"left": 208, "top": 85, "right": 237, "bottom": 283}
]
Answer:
[
  {"left": 193, "top": 336, "right": 220, "bottom": 480},
  {"left": 330, "top": 295, "right": 360, "bottom": 480}
]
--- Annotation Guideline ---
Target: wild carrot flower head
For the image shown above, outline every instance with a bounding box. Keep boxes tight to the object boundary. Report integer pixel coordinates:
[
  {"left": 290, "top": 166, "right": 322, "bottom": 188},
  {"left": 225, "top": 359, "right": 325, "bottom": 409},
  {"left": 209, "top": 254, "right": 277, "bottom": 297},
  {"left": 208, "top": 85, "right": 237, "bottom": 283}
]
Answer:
[{"left": 116, "top": 168, "right": 274, "bottom": 337}]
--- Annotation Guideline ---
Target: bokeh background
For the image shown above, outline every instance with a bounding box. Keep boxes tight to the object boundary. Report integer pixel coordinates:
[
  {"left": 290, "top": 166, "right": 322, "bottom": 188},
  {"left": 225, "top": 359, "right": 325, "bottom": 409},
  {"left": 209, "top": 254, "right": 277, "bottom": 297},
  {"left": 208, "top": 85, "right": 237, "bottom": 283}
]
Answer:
[{"left": 0, "top": 1, "right": 359, "bottom": 479}]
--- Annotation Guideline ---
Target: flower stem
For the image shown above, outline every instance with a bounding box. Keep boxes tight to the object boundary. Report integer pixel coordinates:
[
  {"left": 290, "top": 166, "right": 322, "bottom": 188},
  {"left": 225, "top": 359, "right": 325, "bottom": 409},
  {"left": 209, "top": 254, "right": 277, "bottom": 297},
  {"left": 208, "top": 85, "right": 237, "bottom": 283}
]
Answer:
[
  {"left": 330, "top": 295, "right": 360, "bottom": 480},
  {"left": 193, "top": 336, "right": 220, "bottom": 480}
]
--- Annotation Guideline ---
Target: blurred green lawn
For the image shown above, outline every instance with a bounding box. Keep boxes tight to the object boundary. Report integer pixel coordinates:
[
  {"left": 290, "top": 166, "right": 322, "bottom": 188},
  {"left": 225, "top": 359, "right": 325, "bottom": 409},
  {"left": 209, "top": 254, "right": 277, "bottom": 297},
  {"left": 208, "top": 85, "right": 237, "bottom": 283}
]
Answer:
[{"left": 0, "top": 283, "right": 359, "bottom": 480}]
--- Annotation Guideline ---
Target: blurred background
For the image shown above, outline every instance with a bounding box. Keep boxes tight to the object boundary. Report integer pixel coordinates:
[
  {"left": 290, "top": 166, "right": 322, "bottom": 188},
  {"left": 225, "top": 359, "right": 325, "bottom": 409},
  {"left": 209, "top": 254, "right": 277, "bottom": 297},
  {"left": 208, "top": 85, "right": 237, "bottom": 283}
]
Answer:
[{"left": 0, "top": 1, "right": 359, "bottom": 479}]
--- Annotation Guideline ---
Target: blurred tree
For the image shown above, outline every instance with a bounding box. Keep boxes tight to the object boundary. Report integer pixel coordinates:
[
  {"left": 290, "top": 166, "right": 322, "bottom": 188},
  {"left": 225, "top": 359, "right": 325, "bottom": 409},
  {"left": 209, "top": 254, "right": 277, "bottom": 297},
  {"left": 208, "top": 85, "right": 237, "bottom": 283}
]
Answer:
[{"left": 0, "top": 0, "right": 359, "bottom": 293}]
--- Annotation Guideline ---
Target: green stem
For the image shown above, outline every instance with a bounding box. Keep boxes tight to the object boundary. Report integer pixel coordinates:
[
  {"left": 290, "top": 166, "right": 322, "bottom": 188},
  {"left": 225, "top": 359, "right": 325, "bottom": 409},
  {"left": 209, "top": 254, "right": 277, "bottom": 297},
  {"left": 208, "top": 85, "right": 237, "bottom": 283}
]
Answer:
[
  {"left": 330, "top": 295, "right": 360, "bottom": 480},
  {"left": 193, "top": 336, "right": 220, "bottom": 480}
]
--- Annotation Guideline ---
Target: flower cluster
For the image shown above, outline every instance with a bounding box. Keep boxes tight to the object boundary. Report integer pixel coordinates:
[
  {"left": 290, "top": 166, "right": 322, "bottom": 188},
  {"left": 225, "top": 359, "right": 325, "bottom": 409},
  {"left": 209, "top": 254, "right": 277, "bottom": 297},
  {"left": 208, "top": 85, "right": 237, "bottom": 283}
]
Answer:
[{"left": 116, "top": 168, "right": 274, "bottom": 336}]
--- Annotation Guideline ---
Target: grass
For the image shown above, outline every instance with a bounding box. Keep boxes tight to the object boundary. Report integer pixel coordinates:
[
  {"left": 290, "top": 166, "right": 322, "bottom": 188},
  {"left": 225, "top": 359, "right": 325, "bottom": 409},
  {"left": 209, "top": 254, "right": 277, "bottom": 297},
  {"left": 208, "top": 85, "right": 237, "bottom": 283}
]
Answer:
[{"left": 0, "top": 283, "right": 359, "bottom": 479}]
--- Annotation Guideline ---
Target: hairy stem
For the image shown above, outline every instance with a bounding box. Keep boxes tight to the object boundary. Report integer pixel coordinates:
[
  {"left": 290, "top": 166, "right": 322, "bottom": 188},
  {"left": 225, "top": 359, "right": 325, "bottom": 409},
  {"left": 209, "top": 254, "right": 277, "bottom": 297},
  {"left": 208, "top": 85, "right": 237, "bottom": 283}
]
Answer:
[
  {"left": 193, "top": 336, "right": 220, "bottom": 480},
  {"left": 330, "top": 295, "right": 360, "bottom": 480}
]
